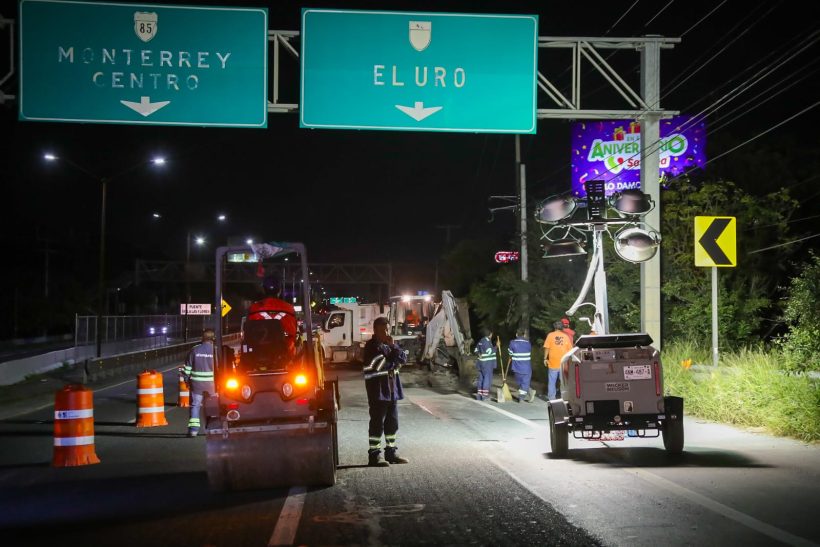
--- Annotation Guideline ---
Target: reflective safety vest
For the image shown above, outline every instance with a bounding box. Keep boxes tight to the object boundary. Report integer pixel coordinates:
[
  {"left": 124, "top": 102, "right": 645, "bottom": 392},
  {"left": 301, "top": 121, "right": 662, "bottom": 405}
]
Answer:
[
  {"left": 183, "top": 341, "right": 215, "bottom": 395},
  {"left": 475, "top": 336, "right": 496, "bottom": 368},
  {"left": 508, "top": 337, "right": 532, "bottom": 373}
]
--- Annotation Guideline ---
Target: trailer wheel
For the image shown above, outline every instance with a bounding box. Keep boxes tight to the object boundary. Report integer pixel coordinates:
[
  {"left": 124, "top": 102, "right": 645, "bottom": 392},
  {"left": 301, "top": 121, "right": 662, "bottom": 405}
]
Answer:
[{"left": 548, "top": 407, "right": 568, "bottom": 458}]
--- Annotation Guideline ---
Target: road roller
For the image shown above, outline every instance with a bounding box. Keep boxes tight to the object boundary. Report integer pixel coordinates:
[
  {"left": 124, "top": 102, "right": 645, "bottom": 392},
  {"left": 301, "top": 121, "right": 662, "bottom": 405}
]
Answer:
[{"left": 205, "top": 242, "right": 339, "bottom": 491}]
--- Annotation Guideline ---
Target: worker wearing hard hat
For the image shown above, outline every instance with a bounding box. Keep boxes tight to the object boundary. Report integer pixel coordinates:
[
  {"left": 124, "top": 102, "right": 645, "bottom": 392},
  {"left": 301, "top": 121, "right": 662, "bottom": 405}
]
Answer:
[
  {"left": 362, "top": 316, "right": 409, "bottom": 467},
  {"left": 508, "top": 330, "right": 535, "bottom": 402},
  {"left": 561, "top": 317, "right": 576, "bottom": 343}
]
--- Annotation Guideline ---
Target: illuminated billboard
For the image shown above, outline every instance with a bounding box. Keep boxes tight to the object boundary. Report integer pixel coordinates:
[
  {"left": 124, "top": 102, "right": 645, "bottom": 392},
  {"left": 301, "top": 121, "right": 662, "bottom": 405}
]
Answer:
[{"left": 570, "top": 115, "right": 706, "bottom": 197}]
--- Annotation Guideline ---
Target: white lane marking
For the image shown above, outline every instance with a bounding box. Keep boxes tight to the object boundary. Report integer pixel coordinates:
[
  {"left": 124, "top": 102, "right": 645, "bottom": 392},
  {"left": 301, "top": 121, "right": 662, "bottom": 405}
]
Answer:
[
  {"left": 474, "top": 399, "right": 541, "bottom": 430},
  {"left": 412, "top": 401, "right": 439, "bottom": 418},
  {"left": 479, "top": 399, "right": 817, "bottom": 547},
  {"left": 269, "top": 486, "right": 307, "bottom": 547},
  {"left": 625, "top": 467, "right": 818, "bottom": 547}
]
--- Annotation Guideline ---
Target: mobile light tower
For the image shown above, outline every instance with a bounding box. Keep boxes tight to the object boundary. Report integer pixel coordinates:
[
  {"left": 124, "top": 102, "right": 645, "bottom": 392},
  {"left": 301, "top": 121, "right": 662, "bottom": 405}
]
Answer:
[{"left": 535, "top": 181, "right": 660, "bottom": 335}]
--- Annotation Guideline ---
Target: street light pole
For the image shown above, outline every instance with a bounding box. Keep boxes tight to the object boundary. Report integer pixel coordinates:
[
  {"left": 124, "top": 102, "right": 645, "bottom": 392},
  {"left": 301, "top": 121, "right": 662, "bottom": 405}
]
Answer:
[
  {"left": 95, "top": 177, "right": 108, "bottom": 358},
  {"left": 44, "top": 152, "right": 164, "bottom": 358},
  {"left": 185, "top": 229, "right": 191, "bottom": 342}
]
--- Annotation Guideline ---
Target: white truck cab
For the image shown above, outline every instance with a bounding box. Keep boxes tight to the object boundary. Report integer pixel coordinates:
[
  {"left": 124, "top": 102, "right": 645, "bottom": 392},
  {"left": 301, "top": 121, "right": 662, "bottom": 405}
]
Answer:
[{"left": 320, "top": 302, "right": 384, "bottom": 364}]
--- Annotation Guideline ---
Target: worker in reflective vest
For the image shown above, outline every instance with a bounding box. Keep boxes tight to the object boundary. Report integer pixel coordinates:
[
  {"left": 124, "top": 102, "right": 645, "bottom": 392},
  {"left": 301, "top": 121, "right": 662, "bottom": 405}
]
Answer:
[
  {"left": 474, "top": 328, "right": 496, "bottom": 401},
  {"left": 362, "top": 317, "right": 409, "bottom": 467},
  {"left": 183, "top": 329, "right": 216, "bottom": 437},
  {"left": 508, "top": 330, "right": 535, "bottom": 402}
]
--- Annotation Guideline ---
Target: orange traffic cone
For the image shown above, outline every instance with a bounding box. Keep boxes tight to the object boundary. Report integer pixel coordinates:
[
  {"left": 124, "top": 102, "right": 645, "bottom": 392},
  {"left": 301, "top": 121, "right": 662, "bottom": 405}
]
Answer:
[
  {"left": 53, "top": 384, "right": 100, "bottom": 467},
  {"left": 136, "top": 370, "right": 168, "bottom": 427},
  {"left": 178, "top": 370, "right": 190, "bottom": 408}
]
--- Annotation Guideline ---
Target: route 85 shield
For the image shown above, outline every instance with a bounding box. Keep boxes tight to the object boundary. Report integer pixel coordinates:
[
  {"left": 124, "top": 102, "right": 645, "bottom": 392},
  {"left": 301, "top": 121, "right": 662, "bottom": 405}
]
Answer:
[
  {"left": 409, "top": 21, "right": 431, "bottom": 51},
  {"left": 134, "top": 11, "right": 158, "bottom": 43}
]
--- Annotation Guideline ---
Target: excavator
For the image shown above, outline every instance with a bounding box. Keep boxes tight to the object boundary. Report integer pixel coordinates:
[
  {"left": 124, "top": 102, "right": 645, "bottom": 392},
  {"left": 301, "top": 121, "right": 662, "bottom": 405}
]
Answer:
[
  {"left": 387, "top": 291, "right": 474, "bottom": 388},
  {"left": 204, "top": 242, "right": 339, "bottom": 491}
]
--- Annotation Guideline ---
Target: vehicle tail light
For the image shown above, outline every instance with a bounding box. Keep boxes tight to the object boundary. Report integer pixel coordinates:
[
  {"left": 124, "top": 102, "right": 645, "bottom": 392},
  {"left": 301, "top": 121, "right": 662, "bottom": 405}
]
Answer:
[
  {"left": 226, "top": 403, "right": 239, "bottom": 410},
  {"left": 225, "top": 378, "right": 239, "bottom": 390},
  {"left": 575, "top": 364, "right": 581, "bottom": 398},
  {"left": 296, "top": 398, "right": 309, "bottom": 405},
  {"left": 653, "top": 361, "right": 661, "bottom": 396}
]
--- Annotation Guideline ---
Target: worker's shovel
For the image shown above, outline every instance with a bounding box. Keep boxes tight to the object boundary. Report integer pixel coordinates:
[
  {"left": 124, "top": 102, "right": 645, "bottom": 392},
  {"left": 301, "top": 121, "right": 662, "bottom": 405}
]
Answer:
[{"left": 495, "top": 338, "right": 512, "bottom": 403}]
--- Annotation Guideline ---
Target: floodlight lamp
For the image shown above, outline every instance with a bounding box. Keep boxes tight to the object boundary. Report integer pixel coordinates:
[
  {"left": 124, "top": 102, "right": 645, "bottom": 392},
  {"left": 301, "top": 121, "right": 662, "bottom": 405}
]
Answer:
[
  {"left": 613, "top": 225, "right": 661, "bottom": 263},
  {"left": 542, "top": 238, "right": 586, "bottom": 259},
  {"left": 610, "top": 190, "right": 654, "bottom": 216},
  {"left": 535, "top": 196, "right": 577, "bottom": 224},
  {"left": 401, "top": 295, "right": 412, "bottom": 302}
]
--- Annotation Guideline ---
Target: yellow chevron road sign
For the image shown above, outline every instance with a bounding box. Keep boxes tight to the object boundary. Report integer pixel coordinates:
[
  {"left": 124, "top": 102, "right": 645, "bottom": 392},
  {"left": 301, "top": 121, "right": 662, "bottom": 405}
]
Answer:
[{"left": 694, "top": 216, "right": 737, "bottom": 267}]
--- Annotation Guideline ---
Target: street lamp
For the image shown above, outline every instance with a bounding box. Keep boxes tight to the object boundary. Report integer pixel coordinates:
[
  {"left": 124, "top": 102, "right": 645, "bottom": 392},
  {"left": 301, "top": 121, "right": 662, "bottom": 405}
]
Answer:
[{"left": 44, "top": 151, "right": 164, "bottom": 357}]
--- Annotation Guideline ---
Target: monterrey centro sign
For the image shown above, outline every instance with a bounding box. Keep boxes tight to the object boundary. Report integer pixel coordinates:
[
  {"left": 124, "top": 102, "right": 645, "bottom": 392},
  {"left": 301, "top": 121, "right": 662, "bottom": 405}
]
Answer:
[
  {"left": 570, "top": 115, "right": 707, "bottom": 197},
  {"left": 300, "top": 9, "right": 539, "bottom": 133},
  {"left": 19, "top": 0, "right": 268, "bottom": 127}
]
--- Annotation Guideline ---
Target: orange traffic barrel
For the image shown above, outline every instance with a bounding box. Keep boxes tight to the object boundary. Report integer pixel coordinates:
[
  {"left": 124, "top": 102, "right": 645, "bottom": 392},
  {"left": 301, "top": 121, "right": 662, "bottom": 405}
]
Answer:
[
  {"left": 136, "top": 370, "right": 168, "bottom": 427},
  {"left": 178, "top": 370, "right": 190, "bottom": 408},
  {"left": 53, "top": 384, "right": 100, "bottom": 467}
]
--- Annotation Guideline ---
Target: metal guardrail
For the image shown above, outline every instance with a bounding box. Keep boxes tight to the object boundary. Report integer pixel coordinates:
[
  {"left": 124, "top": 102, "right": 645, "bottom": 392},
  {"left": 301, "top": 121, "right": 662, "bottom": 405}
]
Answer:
[{"left": 81, "top": 333, "right": 241, "bottom": 384}]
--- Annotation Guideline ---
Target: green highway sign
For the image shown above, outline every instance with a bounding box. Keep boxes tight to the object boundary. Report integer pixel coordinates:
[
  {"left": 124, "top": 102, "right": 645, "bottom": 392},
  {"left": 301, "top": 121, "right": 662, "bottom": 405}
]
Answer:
[
  {"left": 329, "top": 297, "right": 357, "bottom": 304},
  {"left": 19, "top": 0, "right": 268, "bottom": 127},
  {"left": 300, "top": 9, "right": 538, "bottom": 133}
]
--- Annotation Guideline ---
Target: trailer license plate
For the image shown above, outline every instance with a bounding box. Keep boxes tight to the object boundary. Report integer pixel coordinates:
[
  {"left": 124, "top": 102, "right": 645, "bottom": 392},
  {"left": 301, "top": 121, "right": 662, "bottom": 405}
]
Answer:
[
  {"left": 606, "top": 382, "right": 630, "bottom": 392},
  {"left": 624, "top": 364, "right": 652, "bottom": 380}
]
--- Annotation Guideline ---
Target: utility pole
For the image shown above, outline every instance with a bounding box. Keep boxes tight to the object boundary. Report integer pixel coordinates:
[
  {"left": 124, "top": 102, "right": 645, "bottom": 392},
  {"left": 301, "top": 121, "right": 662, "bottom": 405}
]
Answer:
[
  {"left": 640, "top": 39, "right": 663, "bottom": 349},
  {"left": 516, "top": 135, "right": 529, "bottom": 334},
  {"left": 95, "top": 177, "right": 108, "bottom": 358},
  {"left": 434, "top": 224, "right": 460, "bottom": 294}
]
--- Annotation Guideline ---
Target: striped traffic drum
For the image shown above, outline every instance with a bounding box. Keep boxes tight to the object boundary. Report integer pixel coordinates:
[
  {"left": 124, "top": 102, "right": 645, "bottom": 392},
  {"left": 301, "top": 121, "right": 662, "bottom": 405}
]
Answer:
[
  {"left": 136, "top": 370, "right": 168, "bottom": 427},
  {"left": 52, "top": 384, "right": 100, "bottom": 467}
]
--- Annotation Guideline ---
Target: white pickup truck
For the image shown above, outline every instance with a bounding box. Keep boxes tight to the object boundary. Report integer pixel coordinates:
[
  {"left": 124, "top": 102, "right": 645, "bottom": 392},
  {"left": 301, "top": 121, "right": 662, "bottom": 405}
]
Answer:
[{"left": 319, "top": 302, "right": 385, "bottom": 364}]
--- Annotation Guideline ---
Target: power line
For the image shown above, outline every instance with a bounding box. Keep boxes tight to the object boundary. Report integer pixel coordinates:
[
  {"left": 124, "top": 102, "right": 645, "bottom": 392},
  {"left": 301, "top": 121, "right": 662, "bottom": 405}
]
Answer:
[
  {"left": 604, "top": 0, "right": 640, "bottom": 35},
  {"left": 746, "top": 214, "right": 820, "bottom": 232},
  {"left": 656, "top": 100, "right": 820, "bottom": 187},
  {"left": 597, "top": 30, "right": 820, "bottom": 184},
  {"left": 662, "top": 2, "right": 783, "bottom": 100},
  {"left": 707, "top": 62, "right": 820, "bottom": 134},
  {"left": 643, "top": 0, "right": 675, "bottom": 28},
  {"left": 749, "top": 233, "right": 820, "bottom": 254},
  {"left": 706, "top": 101, "right": 820, "bottom": 165},
  {"left": 679, "top": 0, "right": 728, "bottom": 37}
]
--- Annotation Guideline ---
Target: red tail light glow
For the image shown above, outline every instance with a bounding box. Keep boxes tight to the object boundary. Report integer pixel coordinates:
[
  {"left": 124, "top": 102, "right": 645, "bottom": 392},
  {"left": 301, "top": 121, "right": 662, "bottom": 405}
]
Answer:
[
  {"left": 296, "top": 398, "right": 309, "bottom": 405},
  {"left": 574, "top": 364, "right": 581, "bottom": 398},
  {"left": 654, "top": 361, "right": 661, "bottom": 396}
]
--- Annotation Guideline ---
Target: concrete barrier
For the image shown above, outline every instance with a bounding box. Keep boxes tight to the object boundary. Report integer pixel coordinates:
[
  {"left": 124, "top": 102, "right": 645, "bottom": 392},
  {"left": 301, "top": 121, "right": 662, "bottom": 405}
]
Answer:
[{"left": 0, "top": 333, "right": 240, "bottom": 387}]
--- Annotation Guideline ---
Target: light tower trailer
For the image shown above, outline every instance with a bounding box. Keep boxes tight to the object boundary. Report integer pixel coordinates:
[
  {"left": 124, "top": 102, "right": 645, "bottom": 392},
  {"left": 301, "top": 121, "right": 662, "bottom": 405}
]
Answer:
[{"left": 546, "top": 333, "right": 684, "bottom": 457}]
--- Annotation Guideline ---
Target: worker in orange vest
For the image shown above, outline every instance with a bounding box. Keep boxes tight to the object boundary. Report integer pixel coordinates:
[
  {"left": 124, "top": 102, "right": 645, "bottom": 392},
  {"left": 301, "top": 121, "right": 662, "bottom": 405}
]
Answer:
[{"left": 543, "top": 321, "right": 572, "bottom": 400}]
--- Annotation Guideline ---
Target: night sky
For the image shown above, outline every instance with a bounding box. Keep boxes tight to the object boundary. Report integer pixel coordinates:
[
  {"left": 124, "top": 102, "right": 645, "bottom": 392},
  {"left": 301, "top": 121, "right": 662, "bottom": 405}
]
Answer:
[{"left": 2, "top": 0, "right": 818, "bottom": 319}]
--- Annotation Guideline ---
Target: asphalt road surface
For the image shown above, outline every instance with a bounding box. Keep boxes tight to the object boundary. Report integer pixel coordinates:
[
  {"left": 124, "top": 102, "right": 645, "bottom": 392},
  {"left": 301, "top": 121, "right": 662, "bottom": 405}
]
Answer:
[{"left": 0, "top": 365, "right": 817, "bottom": 546}]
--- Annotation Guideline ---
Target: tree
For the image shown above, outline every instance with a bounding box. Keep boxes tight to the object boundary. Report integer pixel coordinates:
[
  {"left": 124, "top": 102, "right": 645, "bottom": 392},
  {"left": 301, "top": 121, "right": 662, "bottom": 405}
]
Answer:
[
  {"left": 653, "top": 177, "right": 796, "bottom": 346},
  {"left": 778, "top": 252, "right": 820, "bottom": 372}
]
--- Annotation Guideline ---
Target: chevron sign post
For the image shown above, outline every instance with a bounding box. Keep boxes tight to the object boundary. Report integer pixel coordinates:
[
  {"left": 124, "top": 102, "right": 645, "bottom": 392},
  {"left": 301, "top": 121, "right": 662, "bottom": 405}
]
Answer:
[{"left": 694, "top": 216, "right": 737, "bottom": 367}]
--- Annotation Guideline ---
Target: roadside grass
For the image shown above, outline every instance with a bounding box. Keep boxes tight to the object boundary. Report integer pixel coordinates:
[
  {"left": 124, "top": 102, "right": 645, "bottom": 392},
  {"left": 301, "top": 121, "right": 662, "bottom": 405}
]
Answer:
[{"left": 662, "top": 342, "right": 820, "bottom": 443}]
